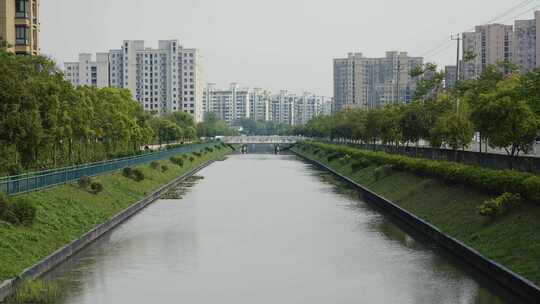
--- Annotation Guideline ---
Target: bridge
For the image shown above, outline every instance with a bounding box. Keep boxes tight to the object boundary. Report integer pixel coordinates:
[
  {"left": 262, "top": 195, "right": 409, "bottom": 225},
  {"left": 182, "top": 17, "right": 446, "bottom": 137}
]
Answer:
[{"left": 222, "top": 136, "right": 301, "bottom": 144}]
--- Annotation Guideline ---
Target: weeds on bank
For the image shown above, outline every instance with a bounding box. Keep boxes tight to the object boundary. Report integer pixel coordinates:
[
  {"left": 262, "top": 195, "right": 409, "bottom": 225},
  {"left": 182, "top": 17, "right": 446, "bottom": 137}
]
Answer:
[{"left": 6, "top": 280, "right": 63, "bottom": 304}]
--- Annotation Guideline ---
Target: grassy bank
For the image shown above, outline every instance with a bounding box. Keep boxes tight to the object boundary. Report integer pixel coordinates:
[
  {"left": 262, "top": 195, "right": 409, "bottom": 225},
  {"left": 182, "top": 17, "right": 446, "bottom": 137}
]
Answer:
[
  {"left": 0, "top": 144, "right": 232, "bottom": 282},
  {"left": 292, "top": 142, "right": 540, "bottom": 286}
]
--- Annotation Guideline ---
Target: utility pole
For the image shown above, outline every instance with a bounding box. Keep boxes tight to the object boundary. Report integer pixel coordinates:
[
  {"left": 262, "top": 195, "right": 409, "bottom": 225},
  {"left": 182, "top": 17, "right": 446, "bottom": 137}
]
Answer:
[
  {"left": 395, "top": 59, "right": 401, "bottom": 105},
  {"left": 451, "top": 34, "right": 461, "bottom": 85},
  {"left": 451, "top": 34, "right": 462, "bottom": 113}
]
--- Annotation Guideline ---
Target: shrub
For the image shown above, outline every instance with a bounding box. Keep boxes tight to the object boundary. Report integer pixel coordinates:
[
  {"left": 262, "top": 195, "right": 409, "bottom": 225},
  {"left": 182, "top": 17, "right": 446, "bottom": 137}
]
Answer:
[
  {"left": 351, "top": 158, "right": 370, "bottom": 172},
  {"left": 0, "top": 192, "right": 8, "bottom": 211},
  {"left": 189, "top": 156, "right": 195, "bottom": 162},
  {"left": 1, "top": 210, "right": 20, "bottom": 225},
  {"left": 373, "top": 165, "right": 394, "bottom": 181},
  {"left": 131, "top": 169, "right": 145, "bottom": 182},
  {"left": 123, "top": 167, "right": 134, "bottom": 178},
  {"left": 10, "top": 199, "right": 37, "bottom": 226},
  {"left": 327, "top": 152, "right": 344, "bottom": 162},
  {"left": 170, "top": 156, "right": 184, "bottom": 167},
  {"left": 205, "top": 147, "right": 214, "bottom": 153},
  {"left": 150, "top": 161, "right": 160, "bottom": 170},
  {"left": 302, "top": 141, "right": 540, "bottom": 203},
  {"left": 193, "top": 152, "right": 202, "bottom": 158},
  {"left": 478, "top": 193, "right": 522, "bottom": 219},
  {"left": 161, "top": 165, "right": 169, "bottom": 172},
  {"left": 77, "top": 176, "right": 92, "bottom": 189},
  {"left": 90, "top": 181, "right": 104, "bottom": 194}
]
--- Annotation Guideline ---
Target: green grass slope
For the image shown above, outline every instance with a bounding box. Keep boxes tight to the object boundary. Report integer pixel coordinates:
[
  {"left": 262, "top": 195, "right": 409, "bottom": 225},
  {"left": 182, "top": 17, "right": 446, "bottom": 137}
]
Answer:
[
  {"left": 293, "top": 144, "right": 540, "bottom": 286},
  {"left": 0, "top": 146, "right": 232, "bottom": 282}
]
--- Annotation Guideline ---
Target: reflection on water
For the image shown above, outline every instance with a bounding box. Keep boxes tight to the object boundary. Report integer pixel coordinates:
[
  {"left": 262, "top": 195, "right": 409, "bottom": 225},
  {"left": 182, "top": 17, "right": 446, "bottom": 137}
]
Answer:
[{"left": 45, "top": 154, "right": 519, "bottom": 304}]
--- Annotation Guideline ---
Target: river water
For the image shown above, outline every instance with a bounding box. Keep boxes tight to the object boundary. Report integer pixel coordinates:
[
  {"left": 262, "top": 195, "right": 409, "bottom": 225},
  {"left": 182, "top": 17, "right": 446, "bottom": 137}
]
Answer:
[{"left": 47, "top": 153, "right": 518, "bottom": 303}]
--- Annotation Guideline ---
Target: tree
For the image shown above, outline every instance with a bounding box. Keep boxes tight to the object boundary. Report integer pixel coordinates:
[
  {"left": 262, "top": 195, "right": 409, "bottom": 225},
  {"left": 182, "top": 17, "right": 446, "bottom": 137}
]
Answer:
[
  {"left": 477, "top": 75, "right": 540, "bottom": 157},
  {"left": 399, "top": 101, "right": 429, "bottom": 145}
]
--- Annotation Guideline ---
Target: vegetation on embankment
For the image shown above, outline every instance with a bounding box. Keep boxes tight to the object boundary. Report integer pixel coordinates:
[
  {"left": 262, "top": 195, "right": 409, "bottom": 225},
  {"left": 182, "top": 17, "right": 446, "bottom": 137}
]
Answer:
[
  {"left": 293, "top": 141, "right": 540, "bottom": 286},
  {"left": 0, "top": 143, "right": 232, "bottom": 282}
]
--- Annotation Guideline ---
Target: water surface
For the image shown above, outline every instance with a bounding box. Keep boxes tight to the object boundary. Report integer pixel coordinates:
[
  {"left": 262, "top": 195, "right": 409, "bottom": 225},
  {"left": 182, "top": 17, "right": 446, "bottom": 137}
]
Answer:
[{"left": 47, "top": 154, "right": 516, "bottom": 303}]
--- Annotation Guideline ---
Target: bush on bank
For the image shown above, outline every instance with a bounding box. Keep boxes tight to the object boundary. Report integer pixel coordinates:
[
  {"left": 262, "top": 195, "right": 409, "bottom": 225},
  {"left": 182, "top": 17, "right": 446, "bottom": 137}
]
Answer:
[
  {"left": 0, "top": 193, "right": 37, "bottom": 226},
  {"left": 297, "top": 141, "right": 540, "bottom": 203},
  {"left": 478, "top": 193, "right": 522, "bottom": 219}
]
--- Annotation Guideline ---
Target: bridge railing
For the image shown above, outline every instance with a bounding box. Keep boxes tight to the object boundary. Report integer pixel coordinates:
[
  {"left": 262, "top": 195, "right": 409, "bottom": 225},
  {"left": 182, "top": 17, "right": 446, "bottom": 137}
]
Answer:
[
  {"left": 0, "top": 142, "right": 218, "bottom": 196},
  {"left": 222, "top": 136, "right": 303, "bottom": 143}
]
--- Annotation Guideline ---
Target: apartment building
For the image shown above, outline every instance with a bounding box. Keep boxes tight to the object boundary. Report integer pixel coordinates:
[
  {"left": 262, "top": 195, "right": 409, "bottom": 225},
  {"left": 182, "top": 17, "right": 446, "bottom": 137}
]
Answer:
[
  {"left": 64, "top": 40, "right": 204, "bottom": 122},
  {"left": 294, "top": 93, "right": 332, "bottom": 125},
  {"left": 513, "top": 18, "right": 537, "bottom": 72},
  {"left": 271, "top": 90, "right": 296, "bottom": 126},
  {"left": 462, "top": 24, "right": 513, "bottom": 79},
  {"left": 0, "top": 0, "right": 39, "bottom": 55},
  {"left": 250, "top": 88, "right": 271, "bottom": 122},
  {"left": 333, "top": 51, "right": 422, "bottom": 111},
  {"left": 444, "top": 65, "right": 458, "bottom": 89},
  {"left": 203, "top": 83, "right": 251, "bottom": 125},
  {"left": 64, "top": 53, "right": 109, "bottom": 87}
]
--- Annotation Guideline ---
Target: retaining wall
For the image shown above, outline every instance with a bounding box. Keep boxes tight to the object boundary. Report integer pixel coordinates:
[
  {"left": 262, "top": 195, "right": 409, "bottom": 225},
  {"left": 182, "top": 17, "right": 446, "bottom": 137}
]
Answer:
[
  {"left": 0, "top": 160, "right": 216, "bottom": 301},
  {"left": 293, "top": 150, "right": 540, "bottom": 303}
]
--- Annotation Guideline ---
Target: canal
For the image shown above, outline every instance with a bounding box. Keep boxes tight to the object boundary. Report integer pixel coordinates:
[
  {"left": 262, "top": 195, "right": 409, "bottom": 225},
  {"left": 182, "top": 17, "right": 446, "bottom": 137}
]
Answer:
[{"left": 46, "top": 153, "right": 518, "bottom": 303}]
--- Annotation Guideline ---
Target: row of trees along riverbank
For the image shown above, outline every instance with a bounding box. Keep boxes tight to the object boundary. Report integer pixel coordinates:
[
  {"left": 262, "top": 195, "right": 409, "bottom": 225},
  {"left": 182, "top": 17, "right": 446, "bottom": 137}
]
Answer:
[
  {"left": 290, "top": 62, "right": 540, "bottom": 161},
  {"left": 0, "top": 43, "right": 233, "bottom": 176}
]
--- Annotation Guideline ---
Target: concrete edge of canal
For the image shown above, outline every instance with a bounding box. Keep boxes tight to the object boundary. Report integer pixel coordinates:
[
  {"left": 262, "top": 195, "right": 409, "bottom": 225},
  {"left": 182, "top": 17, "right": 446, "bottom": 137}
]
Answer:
[
  {"left": 0, "top": 160, "right": 217, "bottom": 302},
  {"left": 292, "top": 150, "right": 540, "bottom": 304}
]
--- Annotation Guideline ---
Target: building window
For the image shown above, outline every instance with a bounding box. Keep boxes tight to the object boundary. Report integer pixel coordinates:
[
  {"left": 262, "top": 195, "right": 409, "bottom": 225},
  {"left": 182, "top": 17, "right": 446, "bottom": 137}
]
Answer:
[
  {"left": 15, "top": 0, "right": 29, "bottom": 18},
  {"left": 15, "top": 26, "right": 29, "bottom": 45}
]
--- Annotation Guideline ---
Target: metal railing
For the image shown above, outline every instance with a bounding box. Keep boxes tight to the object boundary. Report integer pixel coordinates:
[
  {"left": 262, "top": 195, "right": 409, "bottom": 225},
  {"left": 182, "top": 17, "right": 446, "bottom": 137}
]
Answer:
[{"left": 0, "top": 142, "right": 219, "bottom": 196}]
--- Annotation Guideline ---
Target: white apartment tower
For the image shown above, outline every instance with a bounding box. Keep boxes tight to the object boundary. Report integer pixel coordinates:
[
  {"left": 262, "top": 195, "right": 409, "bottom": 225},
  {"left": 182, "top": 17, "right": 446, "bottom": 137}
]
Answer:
[
  {"left": 64, "top": 53, "right": 109, "bottom": 88},
  {"left": 203, "top": 83, "right": 251, "bottom": 125},
  {"left": 294, "top": 93, "right": 329, "bottom": 125},
  {"left": 250, "top": 88, "right": 271, "bottom": 122},
  {"left": 271, "top": 90, "right": 296, "bottom": 125},
  {"left": 64, "top": 40, "right": 204, "bottom": 122}
]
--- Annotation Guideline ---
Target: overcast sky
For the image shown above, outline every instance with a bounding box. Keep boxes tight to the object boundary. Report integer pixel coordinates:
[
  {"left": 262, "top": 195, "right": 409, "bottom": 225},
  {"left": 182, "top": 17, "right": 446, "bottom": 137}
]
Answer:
[{"left": 41, "top": 0, "right": 538, "bottom": 95}]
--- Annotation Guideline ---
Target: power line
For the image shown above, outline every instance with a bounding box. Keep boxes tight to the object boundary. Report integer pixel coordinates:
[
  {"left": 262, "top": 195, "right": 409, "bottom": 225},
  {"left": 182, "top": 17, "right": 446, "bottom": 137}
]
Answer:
[
  {"left": 482, "top": 0, "right": 535, "bottom": 24},
  {"left": 498, "top": 2, "right": 540, "bottom": 24},
  {"left": 419, "top": 0, "right": 540, "bottom": 63}
]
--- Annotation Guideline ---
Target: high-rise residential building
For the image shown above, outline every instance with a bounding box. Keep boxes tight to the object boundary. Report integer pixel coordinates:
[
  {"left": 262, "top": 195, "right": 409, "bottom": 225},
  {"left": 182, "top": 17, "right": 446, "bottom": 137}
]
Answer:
[
  {"left": 203, "top": 84, "right": 328, "bottom": 126},
  {"left": 250, "top": 88, "right": 271, "bottom": 122},
  {"left": 444, "top": 65, "right": 457, "bottom": 89},
  {"left": 513, "top": 18, "right": 537, "bottom": 72},
  {"left": 322, "top": 97, "right": 333, "bottom": 115},
  {"left": 203, "top": 83, "right": 251, "bottom": 125},
  {"left": 271, "top": 90, "right": 296, "bottom": 125},
  {"left": 462, "top": 24, "right": 513, "bottom": 79},
  {"left": 64, "top": 53, "right": 109, "bottom": 87},
  {"left": 64, "top": 40, "right": 204, "bottom": 122},
  {"left": 0, "top": 0, "right": 40, "bottom": 55},
  {"left": 462, "top": 31, "right": 482, "bottom": 80},
  {"left": 294, "top": 93, "right": 332, "bottom": 125},
  {"left": 511, "top": 11, "right": 540, "bottom": 72},
  {"left": 333, "top": 51, "right": 423, "bottom": 112},
  {"left": 537, "top": 11, "right": 540, "bottom": 68}
]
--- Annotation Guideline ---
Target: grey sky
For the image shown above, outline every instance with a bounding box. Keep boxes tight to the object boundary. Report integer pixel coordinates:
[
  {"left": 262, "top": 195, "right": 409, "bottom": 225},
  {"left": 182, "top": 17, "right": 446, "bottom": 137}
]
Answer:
[{"left": 42, "top": 0, "right": 538, "bottom": 95}]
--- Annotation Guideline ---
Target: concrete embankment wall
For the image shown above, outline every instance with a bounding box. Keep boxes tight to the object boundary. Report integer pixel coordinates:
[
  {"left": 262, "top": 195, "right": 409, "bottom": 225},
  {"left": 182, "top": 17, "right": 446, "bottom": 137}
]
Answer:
[
  {"left": 0, "top": 161, "right": 215, "bottom": 301},
  {"left": 294, "top": 151, "right": 540, "bottom": 303}
]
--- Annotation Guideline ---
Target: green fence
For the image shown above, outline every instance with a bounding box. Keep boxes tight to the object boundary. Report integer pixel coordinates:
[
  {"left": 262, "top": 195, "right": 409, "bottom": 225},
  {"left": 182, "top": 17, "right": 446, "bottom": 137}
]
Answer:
[{"left": 0, "top": 142, "right": 219, "bottom": 196}]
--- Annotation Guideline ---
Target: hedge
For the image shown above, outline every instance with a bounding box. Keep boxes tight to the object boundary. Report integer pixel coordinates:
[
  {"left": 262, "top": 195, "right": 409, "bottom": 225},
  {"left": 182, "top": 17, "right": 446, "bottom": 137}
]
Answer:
[{"left": 297, "top": 142, "right": 540, "bottom": 203}]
